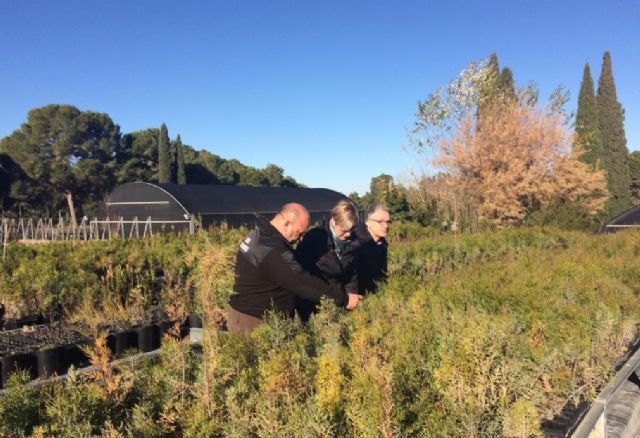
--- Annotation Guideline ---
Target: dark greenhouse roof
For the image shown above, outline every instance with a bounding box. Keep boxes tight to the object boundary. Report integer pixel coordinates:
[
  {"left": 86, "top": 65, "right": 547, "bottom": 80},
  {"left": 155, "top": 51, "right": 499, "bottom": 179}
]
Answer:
[
  {"left": 604, "top": 204, "right": 640, "bottom": 230},
  {"left": 95, "top": 182, "right": 353, "bottom": 231},
  {"left": 154, "top": 183, "right": 348, "bottom": 215},
  {"left": 92, "top": 182, "right": 355, "bottom": 232},
  {"left": 98, "top": 182, "right": 351, "bottom": 217}
]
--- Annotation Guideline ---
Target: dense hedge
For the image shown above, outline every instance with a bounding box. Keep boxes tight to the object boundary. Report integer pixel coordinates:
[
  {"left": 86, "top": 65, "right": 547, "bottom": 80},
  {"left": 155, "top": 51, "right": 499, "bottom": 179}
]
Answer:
[
  {"left": 1, "top": 227, "right": 639, "bottom": 436},
  {"left": 0, "top": 228, "right": 244, "bottom": 328}
]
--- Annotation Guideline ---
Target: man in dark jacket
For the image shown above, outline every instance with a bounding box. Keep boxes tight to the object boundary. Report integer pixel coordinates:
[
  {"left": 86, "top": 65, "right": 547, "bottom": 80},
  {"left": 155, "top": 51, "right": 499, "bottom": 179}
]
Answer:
[
  {"left": 295, "top": 199, "right": 359, "bottom": 321},
  {"left": 228, "top": 202, "right": 362, "bottom": 334},
  {"left": 355, "top": 205, "right": 390, "bottom": 294}
]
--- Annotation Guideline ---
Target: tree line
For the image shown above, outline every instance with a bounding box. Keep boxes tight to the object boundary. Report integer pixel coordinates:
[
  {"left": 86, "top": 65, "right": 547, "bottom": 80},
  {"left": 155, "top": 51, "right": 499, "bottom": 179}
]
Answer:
[
  {"left": 0, "top": 105, "right": 299, "bottom": 217},
  {"left": 353, "top": 52, "right": 639, "bottom": 231},
  {"left": 361, "top": 51, "right": 639, "bottom": 231},
  {"left": 575, "top": 52, "right": 640, "bottom": 216},
  {"left": 2, "top": 52, "right": 637, "bottom": 229}
]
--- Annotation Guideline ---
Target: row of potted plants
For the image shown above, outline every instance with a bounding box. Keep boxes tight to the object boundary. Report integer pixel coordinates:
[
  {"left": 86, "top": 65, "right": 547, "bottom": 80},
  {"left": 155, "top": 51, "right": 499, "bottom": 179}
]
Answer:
[{"left": 0, "top": 314, "right": 201, "bottom": 389}]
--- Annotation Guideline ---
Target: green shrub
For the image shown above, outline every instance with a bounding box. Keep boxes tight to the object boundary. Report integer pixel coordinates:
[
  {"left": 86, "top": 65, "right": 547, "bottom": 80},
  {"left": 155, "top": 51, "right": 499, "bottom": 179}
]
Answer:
[
  {"left": 2, "top": 227, "right": 639, "bottom": 436},
  {"left": 0, "top": 371, "right": 41, "bottom": 437}
]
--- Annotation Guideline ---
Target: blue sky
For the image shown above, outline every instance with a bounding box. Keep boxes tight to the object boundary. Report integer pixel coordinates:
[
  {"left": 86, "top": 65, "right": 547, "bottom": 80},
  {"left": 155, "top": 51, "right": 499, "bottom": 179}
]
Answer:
[{"left": 1, "top": 0, "right": 638, "bottom": 195}]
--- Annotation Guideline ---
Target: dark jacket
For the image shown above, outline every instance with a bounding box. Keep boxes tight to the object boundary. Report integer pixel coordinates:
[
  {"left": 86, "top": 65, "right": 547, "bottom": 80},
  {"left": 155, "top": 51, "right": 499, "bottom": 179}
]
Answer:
[
  {"left": 354, "top": 222, "right": 388, "bottom": 294},
  {"left": 295, "top": 218, "right": 359, "bottom": 291},
  {"left": 229, "top": 216, "right": 347, "bottom": 319},
  {"left": 294, "top": 219, "right": 358, "bottom": 321}
]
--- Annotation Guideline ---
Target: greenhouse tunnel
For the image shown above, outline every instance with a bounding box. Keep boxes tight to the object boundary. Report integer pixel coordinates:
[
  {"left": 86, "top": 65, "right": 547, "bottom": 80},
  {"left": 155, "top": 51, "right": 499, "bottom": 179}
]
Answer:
[
  {"left": 602, "top": 204, "right": 640, "bottom": 233},
  {"left": 94, "top": 182, "right": 352, "bottom": 233}
]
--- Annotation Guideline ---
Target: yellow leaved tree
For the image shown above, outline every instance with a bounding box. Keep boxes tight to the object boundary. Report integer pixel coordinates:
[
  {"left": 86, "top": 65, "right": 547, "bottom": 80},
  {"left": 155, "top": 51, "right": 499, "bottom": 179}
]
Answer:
[
  {"left": 436, "top": 99, "right": 608, "bottom": 226},
  {"left": 411, "top": 57, "right": 608, "bottom": 227}
]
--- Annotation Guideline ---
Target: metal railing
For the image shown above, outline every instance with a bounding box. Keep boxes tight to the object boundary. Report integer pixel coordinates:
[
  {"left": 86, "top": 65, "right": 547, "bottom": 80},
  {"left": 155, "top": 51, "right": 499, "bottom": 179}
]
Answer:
[
  {"left": 572, "top": 345, "right": 640, "bottom": 437},
  {"left": 0, "top": 216, "right": 194, "bottom": 243}
]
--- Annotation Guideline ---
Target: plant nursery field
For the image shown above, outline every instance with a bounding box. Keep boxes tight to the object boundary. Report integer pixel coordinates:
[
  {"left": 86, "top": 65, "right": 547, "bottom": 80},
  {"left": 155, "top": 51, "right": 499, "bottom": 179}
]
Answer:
[{"left": 1, "top": 226, "right": 639, "bottom": 437}]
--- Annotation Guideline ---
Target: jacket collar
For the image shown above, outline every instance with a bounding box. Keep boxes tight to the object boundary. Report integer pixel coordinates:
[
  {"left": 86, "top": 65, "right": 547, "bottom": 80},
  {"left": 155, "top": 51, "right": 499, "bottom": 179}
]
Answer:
[{"left": 257, "top": 215, "right": 290, "bottom": 248}]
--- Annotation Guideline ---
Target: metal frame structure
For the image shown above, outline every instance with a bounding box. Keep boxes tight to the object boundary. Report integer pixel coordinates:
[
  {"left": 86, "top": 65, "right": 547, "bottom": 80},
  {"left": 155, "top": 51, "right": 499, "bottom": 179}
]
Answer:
[
  {"left": 572, "top": 346, "right": 640, "bottom": 437},
  {"left": 0, "top": 216, "right": 195, "bottom": 243}
]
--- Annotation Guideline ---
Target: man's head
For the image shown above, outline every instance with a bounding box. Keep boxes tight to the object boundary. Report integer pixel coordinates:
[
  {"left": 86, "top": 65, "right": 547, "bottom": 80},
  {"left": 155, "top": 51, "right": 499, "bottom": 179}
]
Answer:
[
  {"left": 329, "top": 199, "right": 358, "bottom": 241},
  {"left": 366, "top": 205, "right": 391, "bottom": 241},
  {"left": 271, "top": 202, "right": 310, "bottom": 243}
]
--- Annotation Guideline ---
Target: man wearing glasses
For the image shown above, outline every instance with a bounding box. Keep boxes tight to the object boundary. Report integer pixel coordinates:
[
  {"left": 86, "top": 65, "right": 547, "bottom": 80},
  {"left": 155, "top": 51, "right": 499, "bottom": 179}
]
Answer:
[{"left": 356, "top": 205, "right": 391, "bottom": 294}]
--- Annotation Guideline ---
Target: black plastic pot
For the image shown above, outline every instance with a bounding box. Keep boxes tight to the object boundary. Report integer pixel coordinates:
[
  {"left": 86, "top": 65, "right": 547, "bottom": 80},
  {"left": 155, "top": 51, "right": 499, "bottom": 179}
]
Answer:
[
  {"left": 61, "top": 342, "right": 90, "bottom": 371},
  {"left": 1, "top": 314, "right": 48, "bottom": 331},
  {"left": 175, "top": 319, "right": 190, "bottom": 339},
  {"left": 157, "top": 319, "right": 186, "bottom": 339},
  {"left": 107, "top": 330, "right": 138, "bottom": 358},
  {"left": 136, "top": 325, "right": 161, "bottom": 352},
  {"left": 157, "top": 319, "right": 172, "bottom": 336},
  {"left": 36, "top": 346, "right": 63, "bottom": 378},
  {"left": 2, "top": 319, "right": 18, "bottom": 331},
  {"left": 1, "top": 352, "right": 37, "bottom": 388}
]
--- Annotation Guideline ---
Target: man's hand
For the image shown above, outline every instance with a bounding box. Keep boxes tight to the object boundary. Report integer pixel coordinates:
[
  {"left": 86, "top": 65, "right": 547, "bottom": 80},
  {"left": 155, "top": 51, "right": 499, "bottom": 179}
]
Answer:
[{"left": 346, "top": 292, "right": 363, "bottom": 310}]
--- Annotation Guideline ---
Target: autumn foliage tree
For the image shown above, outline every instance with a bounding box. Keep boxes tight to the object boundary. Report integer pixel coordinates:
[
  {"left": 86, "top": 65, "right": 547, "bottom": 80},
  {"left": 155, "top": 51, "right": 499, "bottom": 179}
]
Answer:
[
  {"left": 411, "top": 57, "right": 608, "bottom": 228},
  {"left": 435, "top": 98, "right": 608, "bottom": 226}
]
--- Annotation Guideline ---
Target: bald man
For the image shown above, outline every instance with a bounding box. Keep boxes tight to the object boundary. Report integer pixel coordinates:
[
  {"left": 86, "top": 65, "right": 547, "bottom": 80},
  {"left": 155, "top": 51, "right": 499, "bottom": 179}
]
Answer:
[{"left": 228, "top": 203, "right": 362, "bottom": 334}]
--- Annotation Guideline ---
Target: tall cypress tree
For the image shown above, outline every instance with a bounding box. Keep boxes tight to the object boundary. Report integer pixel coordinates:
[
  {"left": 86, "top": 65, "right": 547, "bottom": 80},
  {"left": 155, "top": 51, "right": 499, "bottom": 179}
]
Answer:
[
  {"left": 499, "top": 67, "right": 517, "bottom": 102},
  {"left": 629, "top": 151, "right": 640, "bottom": 205},
  {"left": 0, "top": 153, "right": 15, "bottom": 211},
  {"left": 174, "top": 134, "right": 187, "bottom": 184},
  {"left": 477, "top": 53, "right": 501, "bottom": 126},
  {"left": 575, "top": 63, "right": 602, "bottom": 168},
  {"left": 158, "top": 123, "right": 171, "bottom": 183},
  {"left": 597, "top": 51, "right": 631, "bottom": 216},
  {"left": 477, "top": 54, "right": 517, "bottom": 128}
]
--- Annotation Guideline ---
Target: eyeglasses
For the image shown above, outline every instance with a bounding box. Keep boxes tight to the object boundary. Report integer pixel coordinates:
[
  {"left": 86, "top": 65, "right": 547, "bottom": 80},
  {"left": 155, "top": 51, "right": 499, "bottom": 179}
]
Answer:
[{"left": 370, "top": 218, "right": 392, "bottom": 225}]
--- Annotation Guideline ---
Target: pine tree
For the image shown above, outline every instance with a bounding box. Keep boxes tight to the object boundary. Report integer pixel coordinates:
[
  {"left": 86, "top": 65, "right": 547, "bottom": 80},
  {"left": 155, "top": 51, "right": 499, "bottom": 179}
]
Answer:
[
  {"left": 158, "top": 123, "right": 171, "bottom": 183},
  {"left": 0, "top": 104, "right": 121, "bottom": 216},
  {"left": 174, "top": 134, "right": 187, "bottom": 184},
  {"left": 597, "top": 51, "right": 631, "bottom": 216},
  {"left": 575, "top": 63, "right": 602, "bottom": 168}
]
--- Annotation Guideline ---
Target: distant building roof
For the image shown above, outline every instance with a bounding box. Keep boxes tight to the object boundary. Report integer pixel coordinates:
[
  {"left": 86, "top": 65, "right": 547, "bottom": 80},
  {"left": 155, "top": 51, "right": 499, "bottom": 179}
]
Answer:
[
  {"left": 603, "top": 204, "right": 640, "bottom": 232},
  {"left": 95, "top": 182, "right": 351, "bottom": 230}
]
